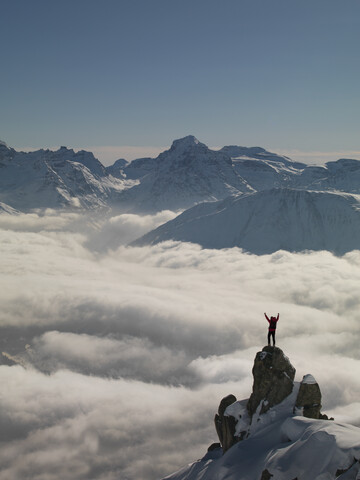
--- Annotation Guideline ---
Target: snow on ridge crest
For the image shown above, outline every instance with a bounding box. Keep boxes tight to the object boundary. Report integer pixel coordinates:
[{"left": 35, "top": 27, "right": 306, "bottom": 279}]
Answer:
[
  {"left": 163, "top": 347, "right": 360, "bottom": 480},
  {"left": 302, "top": 373, "right": 317, "bottom": 384},
  {"left": 4, "top": 135, "right": 360, "bottom": 222},
  {"left": 170, "top": 135, "right": 205, "bottom": 151}
]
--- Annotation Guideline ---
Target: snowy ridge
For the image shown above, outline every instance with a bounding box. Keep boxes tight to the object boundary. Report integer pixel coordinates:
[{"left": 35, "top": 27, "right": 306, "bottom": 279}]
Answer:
[
  {"left": 163, "top": 347, "right": 360, "bottom": 480},
  {"left": 0, "top": 135, "right": 311, "bottom": 214},
  {"left": 135, "top": 188, "right": 360, "bottom": 255},
  {"left": 291, "top": 158, "right": 360, "bottom": 193},
  {"left": 164, "top": 411, "right": 360, "bottom": 480},
  {"left": 4, "top": 136, "right": 360, "bottom": 255},
  {"left": 0, "top": 202, "right": 20, "bottom": 215},
  {"left": 165, "top": 409, "right": 360, "bottom": 480},
  {"left": 0, "top": 144, "right": 132, "bottom": 211},
  {"left": 3, "top": 135, "right": 360, "bottom": 213},
  {"left": 116, "top": 136, "right": 254, "bottom": 212}
]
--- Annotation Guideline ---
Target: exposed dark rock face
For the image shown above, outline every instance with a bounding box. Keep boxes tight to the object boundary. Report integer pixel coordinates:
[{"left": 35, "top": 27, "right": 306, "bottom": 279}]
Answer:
[
  {"left": 295, "top": 374, "right": 322, "bottom": 419},
  {"left": 336, "top": 458, "right": 358, "bottom": 476},
  {"left": 247, "top": 346, "right": 296, "bottom": 416},
  {"left": 260, "top": 469, "right": 273, "bottom": 479},
  {"left": 319, "top": 412, "right": 334, "bottom": 420},
  {"left": 214, "top": 347, "right": 330, "bottom": 456},
  {"left": 207, "top": 442, "right": 221, "bottom": 452},
  {"left": 214, "top": 394, "right": 238, "bottom": 453}
]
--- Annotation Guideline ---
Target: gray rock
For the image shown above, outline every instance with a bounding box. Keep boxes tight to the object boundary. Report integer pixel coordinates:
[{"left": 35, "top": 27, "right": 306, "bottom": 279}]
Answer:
[
  {"left": 213, "top": 348, "right": 332, "bottom": 457},
  {"left": 295, "top": 374, "right": 322, "bottom": 419},
  {"left": 214, "top": 394, "right": 238, "bottom": 453},
  {"left": 260, "top": 469, "right": 273, "bottom": 480},
  {"left": 247, "top": 346, "right": 296, "bottom": 416},
  {"left": 207, "top": 442, "right": 221, "bottom": 452},
  {"left": 335, "top": 458, "right": 359, "bottom": 477}
]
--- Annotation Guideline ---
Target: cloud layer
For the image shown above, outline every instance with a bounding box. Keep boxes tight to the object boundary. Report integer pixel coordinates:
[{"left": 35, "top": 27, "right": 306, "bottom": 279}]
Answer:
[{"left": 1, "top": 211, "right": 360, "bottom": 479}]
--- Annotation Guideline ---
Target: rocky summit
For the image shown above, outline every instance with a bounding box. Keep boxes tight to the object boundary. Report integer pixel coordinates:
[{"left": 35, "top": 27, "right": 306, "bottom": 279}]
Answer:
[
  {"left": 166, "top": 346, "right": 360, "bottom": 480},
  {"left": 215, "top": 346, "right": 327, "bottom": 454},
  {"left": 248, "top": 346, "right": 296, "bottom": 417},
  {"left": 163, "top": 346, "right": 360, "bottom": 480}
]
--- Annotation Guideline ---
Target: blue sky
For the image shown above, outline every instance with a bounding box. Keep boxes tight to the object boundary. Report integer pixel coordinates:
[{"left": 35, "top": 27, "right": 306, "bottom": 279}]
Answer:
[{"left": 1, "top": 0, "right": 360, "bottom": 164}]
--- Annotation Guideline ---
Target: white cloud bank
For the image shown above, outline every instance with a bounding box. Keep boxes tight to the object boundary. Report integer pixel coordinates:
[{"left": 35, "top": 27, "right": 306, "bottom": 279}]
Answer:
[{"left": 1, "top": 211, "right": 360, "bottom": 479}]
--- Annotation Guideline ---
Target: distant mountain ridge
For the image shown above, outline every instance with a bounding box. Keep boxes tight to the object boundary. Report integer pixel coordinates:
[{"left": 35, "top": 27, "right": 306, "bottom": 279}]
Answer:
[
  {"left": 0, "top": 142, "right": 134, "bottom": 211},
  {"left": 2, "top": 135, "right": 360, "bottom": 214},
  {"left": 0, "top": 135, "right": 303, "bottom": 213},
  {"left": 3, "top": 135, "right": 360, "bottom": 254}
]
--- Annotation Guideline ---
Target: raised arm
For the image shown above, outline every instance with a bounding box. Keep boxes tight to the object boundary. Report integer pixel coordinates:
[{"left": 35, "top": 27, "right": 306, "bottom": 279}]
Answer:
[
  {"left": 264, "top": 313, "right": 270, "bottom": 322},
  {"left": 276, "top": 313, "right": 279, "bottom": 321}
]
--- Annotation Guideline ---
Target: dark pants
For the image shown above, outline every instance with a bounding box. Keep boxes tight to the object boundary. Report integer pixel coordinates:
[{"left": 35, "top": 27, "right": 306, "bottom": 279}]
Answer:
[{"left": 268, "top": 331, "right": 275, "bottom": 346}]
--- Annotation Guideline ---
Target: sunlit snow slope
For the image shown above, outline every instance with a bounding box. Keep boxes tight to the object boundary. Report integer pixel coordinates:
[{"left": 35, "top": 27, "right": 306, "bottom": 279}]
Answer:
[
  {"left": 164, "top": 413, "right": 360, "bottom": 480},
  {"left": 135, "top": 188, "right": 360, "bottom": 254}
]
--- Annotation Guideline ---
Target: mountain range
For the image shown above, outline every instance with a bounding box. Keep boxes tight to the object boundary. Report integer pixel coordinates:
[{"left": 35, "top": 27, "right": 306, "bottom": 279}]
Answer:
[{"left": 2, "top": 136, "right": 360, "bottom": 254}]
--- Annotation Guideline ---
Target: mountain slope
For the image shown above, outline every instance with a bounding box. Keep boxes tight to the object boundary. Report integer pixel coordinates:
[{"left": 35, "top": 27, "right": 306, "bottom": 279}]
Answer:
[
  {"left": 117, "top": 136, "right": 254, "bottom": 212},
  {"left": 292, "top": 158, "right": 360, "bottom": 193},
  {"left": 134, "top": 188, "right": 360, "bottom": 254},
  {"left": 0, "top": 144, "right": 131, "bottom": 211},
  {"left": 221, "top": 145, "right": 306, "bottom": 191},
  {"left": 163, "top": 416, "right": 360, "bottom": 480}
]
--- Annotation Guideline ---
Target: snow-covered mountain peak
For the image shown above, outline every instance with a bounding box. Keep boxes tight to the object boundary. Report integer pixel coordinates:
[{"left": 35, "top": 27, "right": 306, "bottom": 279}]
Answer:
[
  {"left": 0, "top": 140, "right": 16, "bottom": 162},
  {"left": 326, "top": 158, "right": 360, "bottom": 171},
  {"left": 58, "top": 145, "right": 74, "bottom": 153},
  {"left": 46, "top": 146, "right": 107, "bottom": 177},
  {"left": 220, "top": 145, "right": 268, "bottom": 157},
  {"left": 169, "top": 135, "right": 206, "bottom": 152}
]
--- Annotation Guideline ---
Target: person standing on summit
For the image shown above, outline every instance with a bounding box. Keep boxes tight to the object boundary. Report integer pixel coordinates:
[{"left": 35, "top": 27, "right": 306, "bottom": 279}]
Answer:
[{"left": 265, "top": 313, "right": 279, "bottom": 346}]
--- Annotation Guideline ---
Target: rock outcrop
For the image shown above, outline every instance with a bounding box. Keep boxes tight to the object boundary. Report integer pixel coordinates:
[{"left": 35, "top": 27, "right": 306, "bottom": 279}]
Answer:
[
  {"left": 295, "top": 374, "right": 322, "bottom": 419},
  {"left": 247, "top": 346, "right": 296, "bottom": 416},
  {"left": 214, "top": 346, "right": 329, "bottom": 454},
  {"left": 214, "top": 394, "right": 238, "bottom": 453},
  {"left": 260, "top": 469, "right": 274, "bottom": 480}
]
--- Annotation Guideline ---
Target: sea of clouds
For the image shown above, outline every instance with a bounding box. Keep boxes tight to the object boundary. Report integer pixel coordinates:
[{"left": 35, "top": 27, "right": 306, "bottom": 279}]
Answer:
[{"left": 1, "top": 210, "right": 360, "bottom": 480}]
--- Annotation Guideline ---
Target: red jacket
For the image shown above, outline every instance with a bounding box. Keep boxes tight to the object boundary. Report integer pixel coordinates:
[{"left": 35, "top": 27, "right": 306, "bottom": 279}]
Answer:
[{"left": 265, "top": 313, "right": 279, "bottom": 332}]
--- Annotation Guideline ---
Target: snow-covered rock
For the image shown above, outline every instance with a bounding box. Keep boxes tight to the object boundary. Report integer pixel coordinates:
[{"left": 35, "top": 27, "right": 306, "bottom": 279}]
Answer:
[
  {"left": 162, "top": 348, "right": 360, "bottom": 480},
  {"left": 164, "top": 418, "right": 360, "bottom": 480},
  {"left": 214, "top": 394, "right": 238, "bottom": 453},
  {"left": 134, "top": 188, "right": 360, "bottom": 255},
  {"left": 215, "top": 347, "right": 324, "bottom": 455},
  {"left": 295, "top": 374, "right": 323, "bottom": 419}
]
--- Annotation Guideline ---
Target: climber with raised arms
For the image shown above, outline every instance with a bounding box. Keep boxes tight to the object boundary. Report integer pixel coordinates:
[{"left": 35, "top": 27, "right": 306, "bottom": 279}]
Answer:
[{"left": 265, "top": 312, "right": 279, "bottom": 346}]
